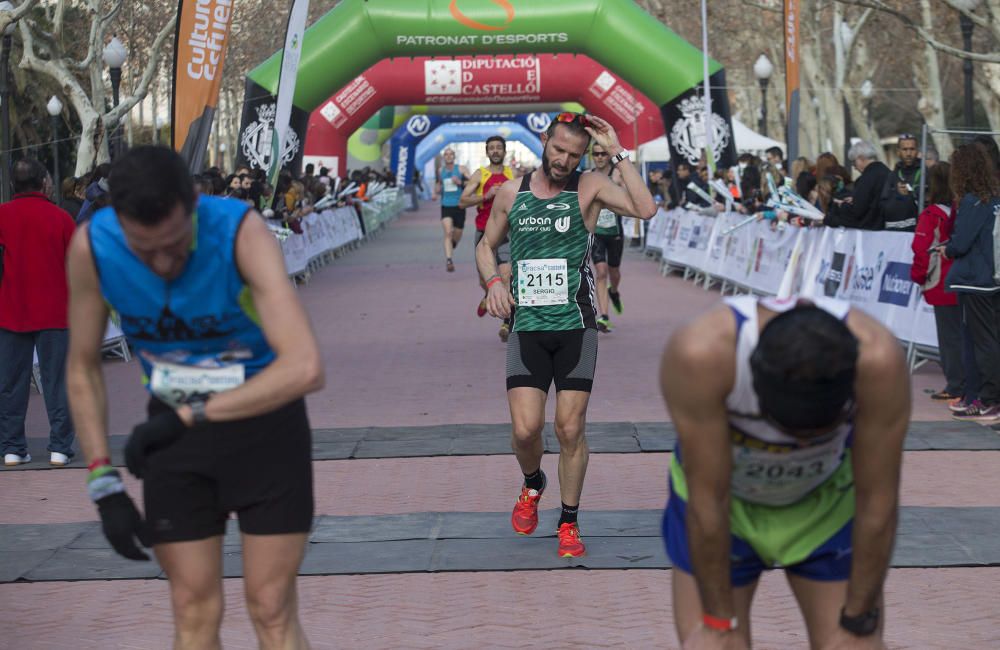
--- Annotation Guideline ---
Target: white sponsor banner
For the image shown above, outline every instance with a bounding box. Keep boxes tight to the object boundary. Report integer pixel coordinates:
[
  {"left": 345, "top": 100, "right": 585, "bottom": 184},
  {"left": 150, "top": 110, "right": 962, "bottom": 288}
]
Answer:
[
  {"left": 657, "top": 209, "right": 937, "bottom": 347},
  {"left": 280, "top": 206, "right": 364, "bottom": 276}
]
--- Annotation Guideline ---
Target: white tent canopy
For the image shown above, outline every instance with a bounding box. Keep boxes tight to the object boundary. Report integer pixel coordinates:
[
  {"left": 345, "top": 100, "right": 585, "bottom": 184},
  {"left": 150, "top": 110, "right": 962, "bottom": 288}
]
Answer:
[{"left": 638, "top": 117, "right": 786, "bottom": 162}]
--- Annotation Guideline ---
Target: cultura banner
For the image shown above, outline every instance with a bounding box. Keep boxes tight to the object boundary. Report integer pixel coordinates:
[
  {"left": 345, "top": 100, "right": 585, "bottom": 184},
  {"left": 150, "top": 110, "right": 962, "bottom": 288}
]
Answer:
[{"left": 171, "top": 0, "right": 235, "bottom": 172}]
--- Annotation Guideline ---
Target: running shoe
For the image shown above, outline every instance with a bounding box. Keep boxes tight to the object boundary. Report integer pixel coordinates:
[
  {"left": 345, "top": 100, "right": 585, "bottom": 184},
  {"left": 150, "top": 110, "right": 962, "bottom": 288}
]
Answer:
[
  {"left": 952, "top": 401, "right": 1000, "bottom": 422},
  {"left": 511, "top": 483, "right": 545, "bottom": 535},
  {"left": 446, "top": 259, "right": 455, "bottom": 273},
  {"left": 499, "top": 322, "right": 510, "bottom": 343},
  {"left": 949, "top": 397, "right": 972, "bottom": 412},
  {"left": 4, "top": 453, "right": 31, "bottom": 466},
  {"left": 930, "top": 390, "right": 958, "bottom": 401},
  {"left": 477, "top": 297, "right": 488, "bottom": 318},
  {"left": 609, "top": 287, "right": 623, "bottom": 315},
  {"left": 557, "top": 522, "right": 586, "bottom": 558},
  {"left": 49, "top": 452, "right": 70, "bottom": 467},
  {"left": 596, "top": 316, "right": 614, "bottom": 333}
]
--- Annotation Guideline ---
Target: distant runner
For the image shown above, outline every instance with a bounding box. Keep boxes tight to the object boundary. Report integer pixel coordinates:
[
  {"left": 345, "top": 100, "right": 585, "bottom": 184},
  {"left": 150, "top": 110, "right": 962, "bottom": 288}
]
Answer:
[
  {"left": 461, "top": 135, "right": 515, "bottom": 341},
  {"left": 588, "top": 143, "right": 627, "bottom": 332},
  {"left": 432, "top": 148, "right": 469, "bottom": 273},
  {"left": 477, "top": 112, "right": 656, "bottom": 557}
]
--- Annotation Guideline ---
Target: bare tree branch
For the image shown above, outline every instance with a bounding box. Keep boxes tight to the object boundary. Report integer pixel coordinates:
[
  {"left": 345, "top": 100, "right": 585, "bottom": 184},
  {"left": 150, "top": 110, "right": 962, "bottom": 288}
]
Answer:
[
  {"left": 0, "top": 0, "right": 42, "bottom": 36},
  {"left": 104, "top": 14, "right": 176, "bottom": 127},
  {"left": 835, "top": 0, "right": 1000, "bottom": 63}
]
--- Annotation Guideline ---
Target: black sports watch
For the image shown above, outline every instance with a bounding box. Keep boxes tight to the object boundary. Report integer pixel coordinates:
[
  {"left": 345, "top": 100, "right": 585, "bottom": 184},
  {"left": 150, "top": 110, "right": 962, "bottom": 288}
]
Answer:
[
  {"left": 839, "top": 606, "right": 880, "bottom": 637},
  {"left": 188, "top": 399, "right": 209, "bottom": 425}
]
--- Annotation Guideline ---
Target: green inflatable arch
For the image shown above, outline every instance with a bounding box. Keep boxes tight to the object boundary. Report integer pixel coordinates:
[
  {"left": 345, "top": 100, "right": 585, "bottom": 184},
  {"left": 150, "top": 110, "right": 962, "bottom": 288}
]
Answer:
[{"left": 237, "top": 0, "right": 737, "bottom": 172}]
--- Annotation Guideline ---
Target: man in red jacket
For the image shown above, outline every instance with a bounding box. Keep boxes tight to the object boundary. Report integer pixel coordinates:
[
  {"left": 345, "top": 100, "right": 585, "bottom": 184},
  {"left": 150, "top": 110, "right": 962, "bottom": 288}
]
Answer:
[{"left": 0, "top": 159, "right": 76, "bottom": 466}]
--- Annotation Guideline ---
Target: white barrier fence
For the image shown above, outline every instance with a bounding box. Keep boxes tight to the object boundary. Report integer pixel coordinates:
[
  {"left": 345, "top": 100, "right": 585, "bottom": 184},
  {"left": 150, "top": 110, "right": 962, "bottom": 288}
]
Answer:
[{"left": 645, "top": 209, "right": 938, "bottom": 351}]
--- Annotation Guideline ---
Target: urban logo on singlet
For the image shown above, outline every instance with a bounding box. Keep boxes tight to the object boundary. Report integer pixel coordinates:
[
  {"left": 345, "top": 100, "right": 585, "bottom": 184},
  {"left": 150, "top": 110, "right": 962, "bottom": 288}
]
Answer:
[{"left": 509, "top": 172, "right": 596, "bottom": 332}]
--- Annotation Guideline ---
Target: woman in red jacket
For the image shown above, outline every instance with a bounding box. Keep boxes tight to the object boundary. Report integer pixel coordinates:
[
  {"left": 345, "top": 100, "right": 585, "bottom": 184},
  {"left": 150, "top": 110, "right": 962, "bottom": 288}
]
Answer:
[{"left": 911, "top": 161, "right": 973, "bottom": 406}]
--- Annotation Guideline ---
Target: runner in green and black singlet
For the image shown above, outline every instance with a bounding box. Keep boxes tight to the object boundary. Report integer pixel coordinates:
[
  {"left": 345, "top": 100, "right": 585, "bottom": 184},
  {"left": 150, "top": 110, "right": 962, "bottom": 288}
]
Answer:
[
  {"left": 475, "top": 112, "right": 657, "bottom": 559},
  {"left": 508, "top": 171, "right": 597, "bottom": 332}
]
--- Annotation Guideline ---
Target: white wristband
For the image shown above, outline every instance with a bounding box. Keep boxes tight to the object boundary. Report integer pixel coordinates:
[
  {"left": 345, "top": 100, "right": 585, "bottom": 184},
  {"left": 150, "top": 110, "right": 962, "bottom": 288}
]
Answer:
[{"left": 611, "top": 150, "right": 630, "bottom": 166}]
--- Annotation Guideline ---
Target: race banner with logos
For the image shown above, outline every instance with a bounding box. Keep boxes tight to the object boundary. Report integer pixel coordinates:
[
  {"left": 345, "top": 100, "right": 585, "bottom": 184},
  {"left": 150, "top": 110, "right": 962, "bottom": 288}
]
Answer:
[
  {"left": 784, "top": 0, "right": 801, "bottom": 161},
  {"left": 171, "top": 0, "right": 235, "bottom": 172},
  {"left": 267, "top": 0, "right": 310, "bottom": 191},
  {"left": 303, "top": 54, "right": 663, "bottom": 176},
  {"left": 661, "top": 69, "right": 738, "bottom": 170},
  {"left": 654, "top": 209, "right": 937, "bottom": 347}
]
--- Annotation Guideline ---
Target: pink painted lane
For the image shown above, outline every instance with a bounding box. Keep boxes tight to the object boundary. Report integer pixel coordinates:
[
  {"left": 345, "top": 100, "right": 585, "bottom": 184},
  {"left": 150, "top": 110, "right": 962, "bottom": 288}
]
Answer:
[
  {"left": 4, "top": 451, "right": 998, "bottom": 525},
  {"left": 24, "top": 200, "right": 951, "bottom": 440},
  {"left": 1, "top": 568, "right": 997, "bottom": 649}
]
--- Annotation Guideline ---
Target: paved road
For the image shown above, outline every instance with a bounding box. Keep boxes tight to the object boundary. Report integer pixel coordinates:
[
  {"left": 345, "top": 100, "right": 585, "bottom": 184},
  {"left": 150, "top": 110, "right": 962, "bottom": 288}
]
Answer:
[{"left": 6, "top": 201, "right": 998, "bottom": 649}]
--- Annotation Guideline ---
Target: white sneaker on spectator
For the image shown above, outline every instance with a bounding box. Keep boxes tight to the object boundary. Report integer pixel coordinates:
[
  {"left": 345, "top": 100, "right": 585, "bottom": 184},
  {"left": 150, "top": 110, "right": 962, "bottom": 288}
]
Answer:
[
  {"left": 4, "top": 453, "right": 32, "bottom": 466},
  {"left": 49, "top": 452, "right": 70, "bottom": 466}
]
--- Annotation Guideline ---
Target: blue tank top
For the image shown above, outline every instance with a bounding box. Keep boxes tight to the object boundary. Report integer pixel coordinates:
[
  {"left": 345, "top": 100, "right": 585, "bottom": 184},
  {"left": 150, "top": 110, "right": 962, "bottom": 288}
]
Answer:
[
  {"left": 88, "top": 195, "right": 275, "bottom": 393},
  {"left": 439, "top": 165, "right": 464, "bottom": 207}
]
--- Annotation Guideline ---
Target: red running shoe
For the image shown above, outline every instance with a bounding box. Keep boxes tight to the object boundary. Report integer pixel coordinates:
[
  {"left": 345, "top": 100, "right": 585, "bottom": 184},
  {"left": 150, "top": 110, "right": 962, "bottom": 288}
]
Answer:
[
  {"left": 511, "top": 486, "right": 544, "bottom": 535},
  {"left": 477, "top": 297, "right": 488, "bottom": 318},
  {"left": 557, "top": 522, "right": 586, "bottom": 558}
]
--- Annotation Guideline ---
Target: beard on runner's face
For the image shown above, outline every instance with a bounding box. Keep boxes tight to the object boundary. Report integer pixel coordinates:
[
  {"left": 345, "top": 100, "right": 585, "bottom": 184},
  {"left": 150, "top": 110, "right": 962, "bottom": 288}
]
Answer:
[
  {"left": 542, "top": 145, "right": 571, "bottom": 180},
  {"left": 488, "top": 151, "right": 504, "bottom": 165}
]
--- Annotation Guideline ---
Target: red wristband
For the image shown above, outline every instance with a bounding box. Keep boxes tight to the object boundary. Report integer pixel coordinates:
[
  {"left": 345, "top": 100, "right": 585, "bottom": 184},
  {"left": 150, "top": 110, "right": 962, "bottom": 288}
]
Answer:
[
  {"left": 87, "top": 457, "right": 112, "bottom": 472},
  {"left": 486, "top": 275, "right": 503, "bottom": 289},
  {"left": 702, "top": 613, "right": 738, "bottom": 632}
]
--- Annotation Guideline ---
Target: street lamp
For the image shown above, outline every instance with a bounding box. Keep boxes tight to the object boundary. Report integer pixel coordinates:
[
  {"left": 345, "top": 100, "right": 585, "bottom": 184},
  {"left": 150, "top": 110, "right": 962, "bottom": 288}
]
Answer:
[
  {"left": 753, "top": 54, "right": 774, "bottom": 137},
  {"left": 860, "top": 79, "right": 874, "bottom": 132},
  {"left": 47, "top": 96, "right": 63, "bottom": 204},
  {"left": 0, "top": 0, "right": 16, "bottom": 203},
  {"left": 953, "top": 0, "right": 982, "bottom": 128},
  {"left": 102, "top": 35, "right": 127, "bottom": 160}
]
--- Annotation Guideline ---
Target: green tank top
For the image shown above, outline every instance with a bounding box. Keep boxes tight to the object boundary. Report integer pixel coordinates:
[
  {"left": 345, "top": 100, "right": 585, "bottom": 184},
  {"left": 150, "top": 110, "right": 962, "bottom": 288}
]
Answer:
[
  {"left": 592, "top": 167, "right": 622, "bottom": 237},
  {"left": 508, "top": 172, "right": 597, "bottom": 332}
]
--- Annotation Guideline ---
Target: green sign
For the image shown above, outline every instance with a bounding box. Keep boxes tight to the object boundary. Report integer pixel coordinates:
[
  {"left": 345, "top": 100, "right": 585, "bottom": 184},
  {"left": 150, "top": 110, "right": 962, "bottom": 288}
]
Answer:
[{"left": 248, "top": 0, "right": 722, "bottom": 111}]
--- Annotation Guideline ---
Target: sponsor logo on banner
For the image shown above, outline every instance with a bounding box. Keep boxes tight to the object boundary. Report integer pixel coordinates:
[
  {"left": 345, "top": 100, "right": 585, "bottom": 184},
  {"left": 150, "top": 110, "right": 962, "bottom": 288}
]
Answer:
[
  {"left": 320, "top": 101, "right": 343, "bottom": 127},
  {"left": 240, "top": 103, "right": 300, "bottom": 171},
  {"left": 589, "top": 71, "right": 616, "bottom": 98},
  {"left": 846, "top": 252, "right": 885, "bottom": 299},
  {"left": 396, "top": 146, "right": 409, "bottom": 186},
  {"left": 669, "top": 96, "right": 733, "bottom": 166},
  {"left": 878, "top": 262, "right": 914, "bottom": 306},
  {"left": 824, "top": 252, "right": 846, "bottom": 297},
  {"left": 424, "top": 57, "right": 541, "bottom": 103},
  {"left": 406, "top": 115, "right": 432, "bottom": 137},
  {"left": 526, "top": 112, "right": 551, "bottom": 133},
  {"left": 334, "top": 76, "right": 376, "bottom": 118},
  {"left": 554, "top": 215, "right": 571, "bottom": 233},
  {"left": 426, "top": 61, "right": 462, "bottom": 94},
  {"left": 449, "top": 0, "right": 515, "bottom": 31}
]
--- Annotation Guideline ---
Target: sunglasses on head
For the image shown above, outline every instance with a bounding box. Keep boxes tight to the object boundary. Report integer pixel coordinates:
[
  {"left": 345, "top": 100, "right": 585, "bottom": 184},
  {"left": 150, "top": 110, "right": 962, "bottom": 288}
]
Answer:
[{"left": 555, "top": 112, "right": 592, "bottom": 128}]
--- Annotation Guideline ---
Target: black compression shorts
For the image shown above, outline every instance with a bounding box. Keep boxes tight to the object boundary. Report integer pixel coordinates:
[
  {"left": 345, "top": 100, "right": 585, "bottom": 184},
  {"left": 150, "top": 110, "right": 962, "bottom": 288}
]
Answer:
[
  {"left": 592, "top": 234, "right": 624, "bottom": 268},
  {"left": 506, "top": 328, "right": 598, "bottom": 393},
  {"left": 441, "top": 206, "right": 466, "bottom": 229},
  {"left": 142, "top": 397, "right": 314, "bottom": 544}
]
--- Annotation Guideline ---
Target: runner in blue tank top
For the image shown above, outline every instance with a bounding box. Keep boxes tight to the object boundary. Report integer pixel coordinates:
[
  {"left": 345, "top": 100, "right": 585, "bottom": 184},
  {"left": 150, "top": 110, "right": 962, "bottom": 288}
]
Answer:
[
  {"left": 66, "top": 147, "right": 324, "bottom": 649},
  {"left": 433, "top": 148, "right": 469, "bottom": 272}
]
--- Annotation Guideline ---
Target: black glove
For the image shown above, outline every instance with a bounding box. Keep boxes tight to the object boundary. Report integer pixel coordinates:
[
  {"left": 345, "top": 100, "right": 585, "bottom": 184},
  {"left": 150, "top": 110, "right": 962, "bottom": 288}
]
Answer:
[
  {"left": 96, "top": 491, "right": 151, "bottom": 561},
  {"left": 125, "top": 410, "right": 187, "bottom": 479}
]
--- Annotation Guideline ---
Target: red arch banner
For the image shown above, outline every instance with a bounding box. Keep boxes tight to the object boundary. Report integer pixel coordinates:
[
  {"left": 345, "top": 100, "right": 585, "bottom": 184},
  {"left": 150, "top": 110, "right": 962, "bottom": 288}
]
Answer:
[{"left": 304, "top": 54, "right": 664, "bottom": 174}]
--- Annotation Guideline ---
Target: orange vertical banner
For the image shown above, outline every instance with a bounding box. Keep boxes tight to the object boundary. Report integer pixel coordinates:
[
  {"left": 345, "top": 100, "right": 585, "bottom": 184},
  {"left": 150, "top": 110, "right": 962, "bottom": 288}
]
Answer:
[
  {"left": 171, "top": 0, "right": 235, "bottom": 172},
  {"left": 784, "top": 0, "right": 800, "bottom": 161}
]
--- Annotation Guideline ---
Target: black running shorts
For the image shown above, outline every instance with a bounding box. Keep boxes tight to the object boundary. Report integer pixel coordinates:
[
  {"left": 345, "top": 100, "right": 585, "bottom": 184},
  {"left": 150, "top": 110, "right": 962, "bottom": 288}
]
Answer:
[
  {"left": 506, "top": 328, "right": 598, "bottom": 393},
  {"left": 475, "top": 229, "right": 510, "bottom": 265},
  {"left": 441, "top": 205, "right": 466, "bottom": 230},
  {"left": 142, "top": 397, "right": 314, "bottom": 544},
  {"left": 591, "top": 234, "right": 624, "bottom": 268}
]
